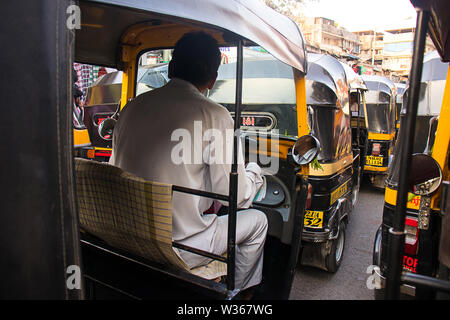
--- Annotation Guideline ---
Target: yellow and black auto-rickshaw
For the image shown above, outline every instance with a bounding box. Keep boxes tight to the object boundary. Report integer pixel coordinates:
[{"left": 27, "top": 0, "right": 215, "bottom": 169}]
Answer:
[
  {"left": 1, "top": 0, "right": 332, "bottom": 301},
  {"left": 361, "top": 75, "right": 397, "bottom": 188},
  {"left": 300, "top": 53, "right": 360, "bottom": 272},
  {"left": 74, "top": 62, "right": 173, "bottom": 161},
  {"left": 372, "top": 0, "right": 450, "bottom": 300},
  {"left": 341, "top": 60, "right": 368, "bottom": 192},
  {"left": 73, "top": 70, "right": 122, "bottom": 161}
]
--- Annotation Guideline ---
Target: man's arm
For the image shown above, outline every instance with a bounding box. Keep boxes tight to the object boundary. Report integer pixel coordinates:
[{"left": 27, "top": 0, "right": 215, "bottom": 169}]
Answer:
[{"left": 206, "top": 112, "right": 264, "bottom": 209}]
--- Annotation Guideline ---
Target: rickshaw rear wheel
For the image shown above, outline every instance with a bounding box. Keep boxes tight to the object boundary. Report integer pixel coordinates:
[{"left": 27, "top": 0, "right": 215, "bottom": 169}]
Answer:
[{"left": 325, "top": 220, "right": 346, "bottom": 273}]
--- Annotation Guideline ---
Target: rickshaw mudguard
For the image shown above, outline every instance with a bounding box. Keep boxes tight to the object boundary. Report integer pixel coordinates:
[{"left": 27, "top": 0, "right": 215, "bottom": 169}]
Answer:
[
  {"left": 302, "top": 164, "right": 353, "bottom": 242},
  {"left": 73, "top": 128, "right": 91, "bottom": 148},
  {"left": 302, "top": 194, "right": 351, "bottom": 243}
]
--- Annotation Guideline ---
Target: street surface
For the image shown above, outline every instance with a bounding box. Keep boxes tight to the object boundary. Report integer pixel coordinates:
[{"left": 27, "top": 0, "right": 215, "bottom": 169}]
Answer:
[{"left": 289, "top": 178, "right": 385, "bottom": 300}]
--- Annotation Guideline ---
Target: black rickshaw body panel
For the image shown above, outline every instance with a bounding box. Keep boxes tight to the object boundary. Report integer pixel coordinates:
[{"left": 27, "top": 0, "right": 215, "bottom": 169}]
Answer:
[
  {"left": 304, "top": 167, "right": 353, "bottom": 242},
  {"left": 378, "top": 203, "right": 440, "bottom": 277},
  {"left": 374, "top": 199, "right": 442, "bottom": 298}
]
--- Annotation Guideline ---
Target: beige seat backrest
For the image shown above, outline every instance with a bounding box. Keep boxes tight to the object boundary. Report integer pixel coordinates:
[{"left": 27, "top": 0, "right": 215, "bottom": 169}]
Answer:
[{"left": 75, "top": 158, "right": 226, "bottom": 280}]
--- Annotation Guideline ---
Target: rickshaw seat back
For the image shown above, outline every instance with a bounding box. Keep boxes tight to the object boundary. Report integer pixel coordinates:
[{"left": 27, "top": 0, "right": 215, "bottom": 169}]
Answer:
[{"left": 74, "top": 158, "right": 226, "bottom": 280}]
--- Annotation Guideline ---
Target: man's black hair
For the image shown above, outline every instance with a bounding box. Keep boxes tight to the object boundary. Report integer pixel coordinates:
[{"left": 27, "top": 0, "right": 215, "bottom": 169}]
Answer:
[{"left": 169, "top": 31, "right": 221, "bottom": 87}]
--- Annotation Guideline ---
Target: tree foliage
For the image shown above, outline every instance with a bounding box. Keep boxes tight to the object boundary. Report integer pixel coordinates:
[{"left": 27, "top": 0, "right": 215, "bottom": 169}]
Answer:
[{"left": 262, "top": 0, "right": 317, "bottom": 19}]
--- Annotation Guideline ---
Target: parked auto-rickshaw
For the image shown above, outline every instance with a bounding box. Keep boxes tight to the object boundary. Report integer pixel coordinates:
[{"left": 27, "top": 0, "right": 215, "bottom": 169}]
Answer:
[
  {"left": 74, "top": 70, "right": 122, "bottom": 161},
  {"left": 301, "top": 53, "right": 360, "bottom": 272},
  {"left": 75, "top": 62, "right": 172, "bottom": 161},
  {"left": 372, "top": 0, "right": 450, "bottom": 300},
  {"left": 361, "top": 75, "right": 397, "bottom": 188},
  {"left": 207, "top": 52, "right": 360, "bottom": 272},
  {"left": 1, "top": 0, "right": 325, "bottom": 300},
  {"left": 341, "top": 61, "right": 368, "bottom": 177}
]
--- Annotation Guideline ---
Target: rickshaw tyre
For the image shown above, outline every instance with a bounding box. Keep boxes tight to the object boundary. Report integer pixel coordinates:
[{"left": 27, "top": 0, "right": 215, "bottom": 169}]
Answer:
[
  {"left": 325, "top": 220, "right": 346, "bottom": 273},
  {"left": 352, "top": 171, "right": 361, "bottom": 208}
]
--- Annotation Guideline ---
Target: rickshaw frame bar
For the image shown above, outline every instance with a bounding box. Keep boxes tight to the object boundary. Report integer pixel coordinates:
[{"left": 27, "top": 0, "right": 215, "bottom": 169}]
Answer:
[
  {"left": 401, "top": 271, "right": 450, "bottom": 294},
  {"left": 385, "top": 9, "right": 430, "bottom": 300},
  {"left": 226, "top": 39, "right": 244, "bottom": 291}
]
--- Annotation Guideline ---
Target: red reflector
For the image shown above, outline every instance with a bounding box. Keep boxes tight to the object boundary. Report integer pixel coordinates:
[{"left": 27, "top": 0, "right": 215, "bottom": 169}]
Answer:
[
  {"left": 97, "top": 117, "right": 107, "bottom": 125},
  {"left": 306, "top": 184, "right": 312, "bottom": 209},
  {"left": 95, "top": 150, "right": 112, "bottom": 158},
  {"left": 404, "top": 217, "right": 418, "bottom": 255},
  {"left": 86, "top": 149, "right": 95, "bottom": 159},
  {"left": 372, "top": 143, "right": 381, "bottom": 156}
]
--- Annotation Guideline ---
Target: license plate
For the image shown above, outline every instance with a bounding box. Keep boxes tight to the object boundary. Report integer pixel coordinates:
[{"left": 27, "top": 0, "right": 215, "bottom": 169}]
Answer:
[
  {"left": 366, "top": 156, "right": 383, "bottom": 166},
  {"left": 304, "top": 210, "right": 323, "bottom": 228}
]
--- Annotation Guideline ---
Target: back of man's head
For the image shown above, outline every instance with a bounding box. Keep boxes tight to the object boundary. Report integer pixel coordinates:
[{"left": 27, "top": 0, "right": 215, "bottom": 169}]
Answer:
[{"left": 169, "top": 32, "right": 221, "bottom": 87}]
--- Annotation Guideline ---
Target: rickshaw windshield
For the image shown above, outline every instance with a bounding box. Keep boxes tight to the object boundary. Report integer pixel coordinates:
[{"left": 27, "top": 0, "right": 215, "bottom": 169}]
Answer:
[
  {"left": 136, "top": 47, "right": 298, "bottom": 136},
  {"left": 364, "top": 81, "right": 395, "bottom": 133},
  {"left": 365, "top": 103, "right": 393, "bottom": 133},
  {"left": 209, "top": 47, "right": 297, "bottom": 136}
]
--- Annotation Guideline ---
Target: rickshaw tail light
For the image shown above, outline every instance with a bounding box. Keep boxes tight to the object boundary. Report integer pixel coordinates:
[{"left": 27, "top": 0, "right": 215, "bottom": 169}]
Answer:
[
  {"left": 372, "top": 143, "right": 381, "bottom": 156},
  {"left": 86, "top": 149, "right": 95, "bottom": 159},
  {"left": 306, "top": 183, "right": 312, "bottom": 209},
  {"left": 404, "top": 217, "right": 418, "bottom": 255}
]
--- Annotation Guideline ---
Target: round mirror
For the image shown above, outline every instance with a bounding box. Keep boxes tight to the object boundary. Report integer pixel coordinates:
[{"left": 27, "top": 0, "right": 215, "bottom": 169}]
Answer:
[
  {"left": 98, "top": 118, "right": 117, "bottom": 141},
  {"left": 291, "top": 134, "right": 320, "bottom": 165},
  {"left": 408, "top": 153, "right": 442, "bottom": 196}
]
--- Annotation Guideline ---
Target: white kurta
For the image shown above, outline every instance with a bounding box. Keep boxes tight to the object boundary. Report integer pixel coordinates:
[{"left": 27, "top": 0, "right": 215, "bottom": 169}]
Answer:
[{"left": 109, "top": 78, "right": 266, "bottom": 289}]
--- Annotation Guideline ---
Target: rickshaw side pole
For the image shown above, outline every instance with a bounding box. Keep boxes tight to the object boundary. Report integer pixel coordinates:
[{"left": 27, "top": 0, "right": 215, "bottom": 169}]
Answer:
[
  {"left": 385, "top": 9, "right": 430, "bottom": 300},
  {"left": 357, "top": 90, "right": 361, "bottom": 146},
  {"left": 227, "top": 39, "right": 244, "bottom": 291}
]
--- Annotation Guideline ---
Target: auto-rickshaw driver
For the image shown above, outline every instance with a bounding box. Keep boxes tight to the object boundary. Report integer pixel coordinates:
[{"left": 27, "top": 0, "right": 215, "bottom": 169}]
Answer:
[{"left": 109, "top": 31, "right": 268, "bottom": 295}]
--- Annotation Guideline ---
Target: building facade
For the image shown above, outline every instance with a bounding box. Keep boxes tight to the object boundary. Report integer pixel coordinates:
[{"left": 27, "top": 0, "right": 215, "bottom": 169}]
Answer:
[{"left": 299, "top": 17, "right": 361, "bottom": 60}]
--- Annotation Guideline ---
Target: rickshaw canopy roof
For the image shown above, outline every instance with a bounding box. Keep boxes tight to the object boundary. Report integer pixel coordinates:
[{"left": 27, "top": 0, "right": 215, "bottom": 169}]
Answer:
[
  {"left": 208, "top": 54, "right": 297, "bottom": 105},
  {"left": 362, "top": 75, "right": 396, "bottom": 104},
  {"left": 422, "top": 50, "right": 449, "bottom": 81},
  {"left": 76, "top": 0, "right": 307, "bottom": 74},
  {"left": 305, "top": 53, "right": 349, "bottom": 108},
  {"left": 394, "top": 82, "right": 406, "bottom": 104},
  {"left": 411, "top": 0, "right": 450, "bottom": 62}
]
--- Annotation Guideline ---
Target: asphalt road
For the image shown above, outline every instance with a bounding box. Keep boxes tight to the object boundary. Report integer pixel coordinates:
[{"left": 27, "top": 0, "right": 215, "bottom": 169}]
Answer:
[{"left": 289, "top": 178, "right": 385, "bottom": 300}]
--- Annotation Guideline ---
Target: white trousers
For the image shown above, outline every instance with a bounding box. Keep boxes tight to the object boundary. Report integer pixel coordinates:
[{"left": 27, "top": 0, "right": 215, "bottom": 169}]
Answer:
[{"left": 179, "top": 209, "right": 268, "bottom": 290}]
